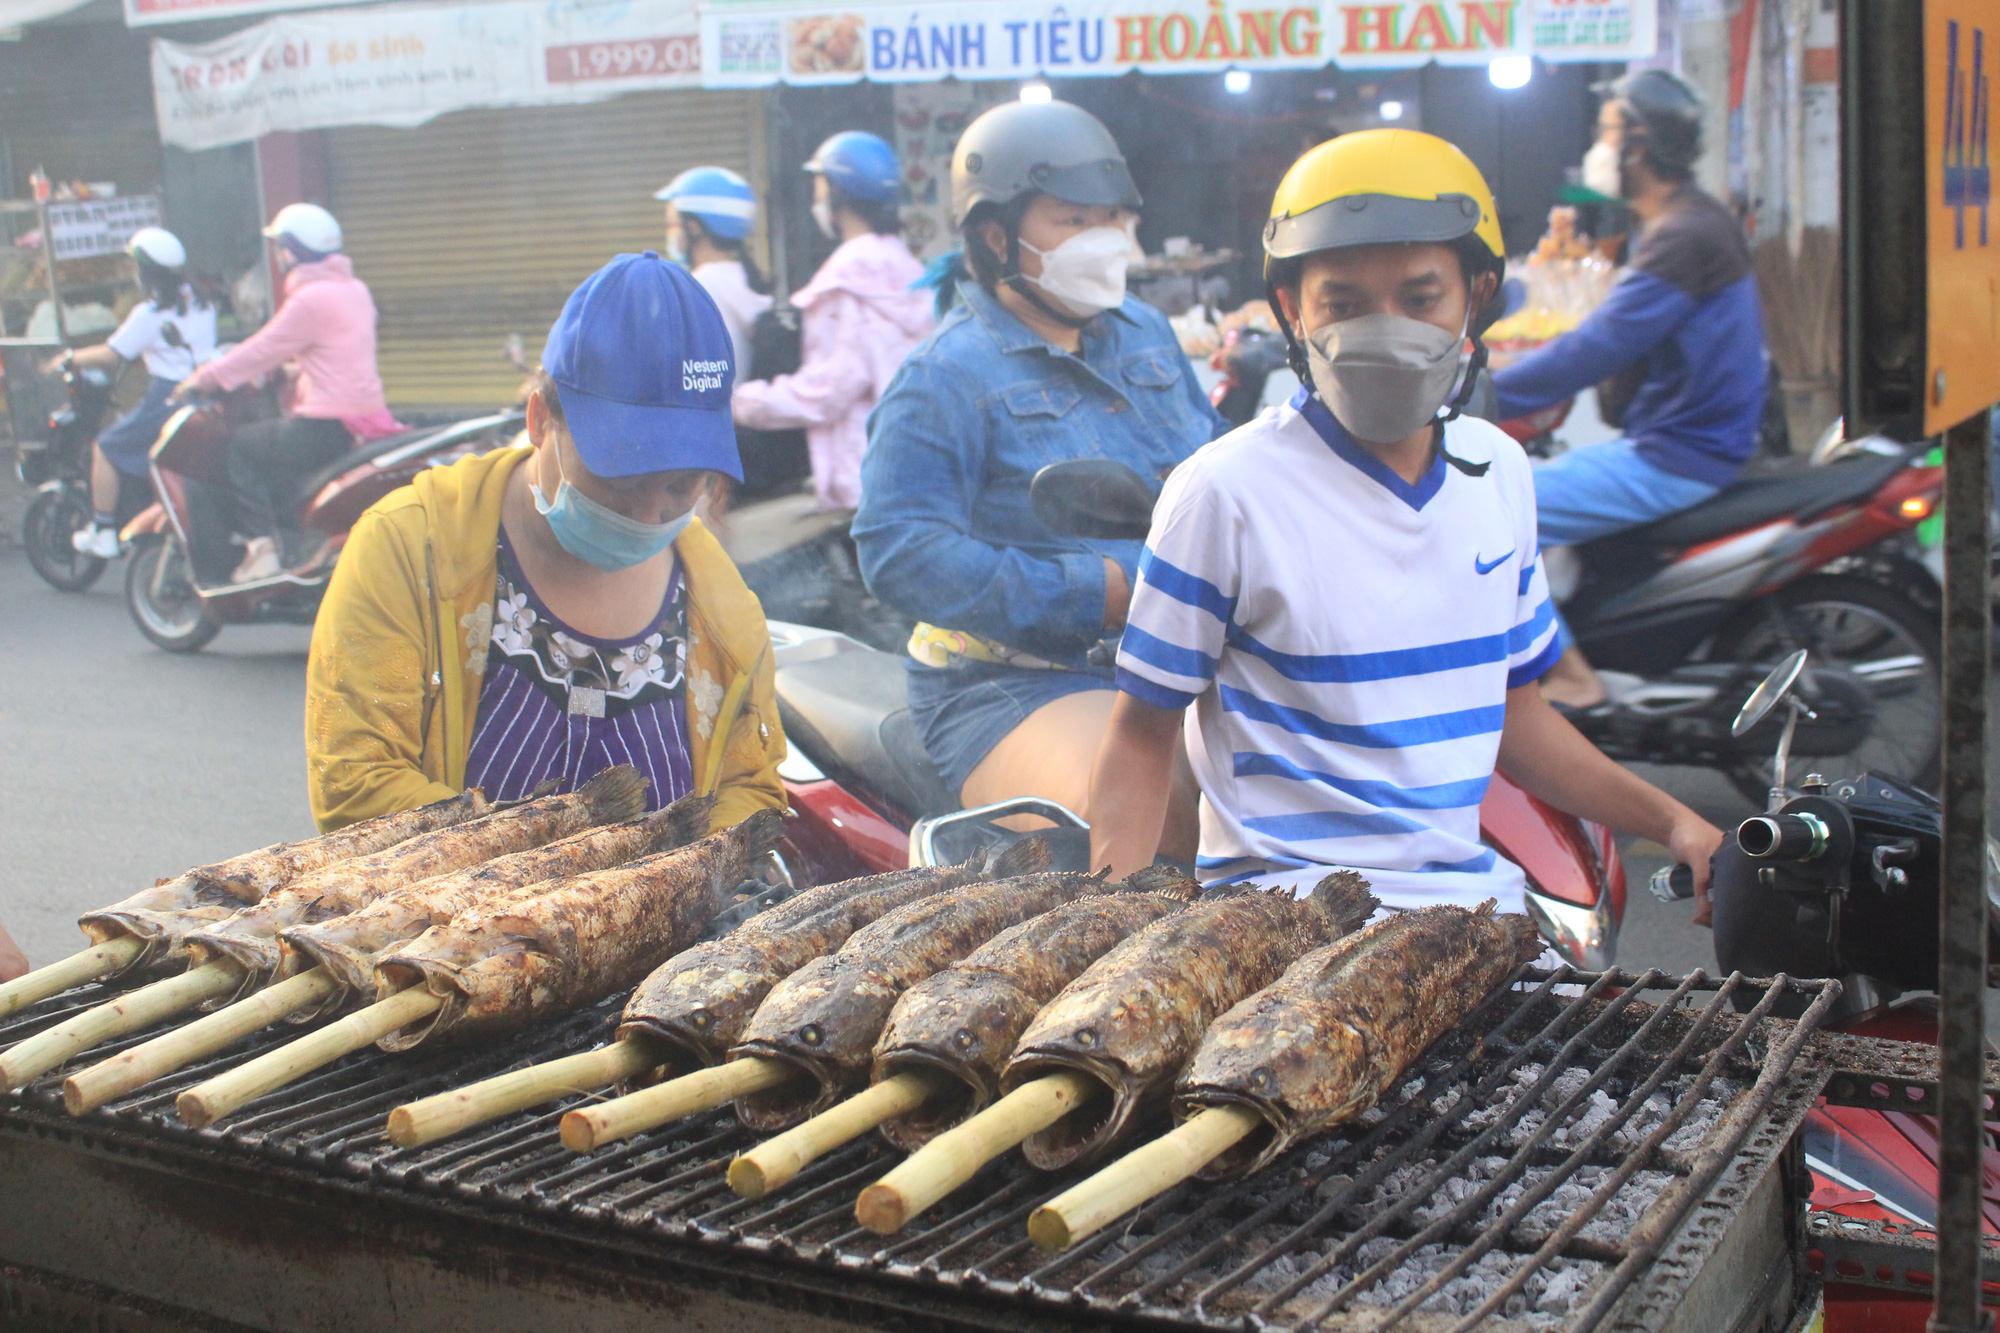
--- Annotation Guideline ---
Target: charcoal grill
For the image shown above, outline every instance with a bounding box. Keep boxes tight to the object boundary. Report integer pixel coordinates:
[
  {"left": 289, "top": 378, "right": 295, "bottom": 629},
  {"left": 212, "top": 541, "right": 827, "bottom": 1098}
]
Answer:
[{"left": 0, "top": 962, "right": 1921, "bottom": 1333}]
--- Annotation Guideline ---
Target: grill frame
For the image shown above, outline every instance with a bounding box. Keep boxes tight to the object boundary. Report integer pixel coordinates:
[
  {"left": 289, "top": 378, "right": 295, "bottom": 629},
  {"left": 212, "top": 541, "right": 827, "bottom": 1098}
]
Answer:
[{"left": 1, "top": 965, "right": 1841, "bottom": 1333}]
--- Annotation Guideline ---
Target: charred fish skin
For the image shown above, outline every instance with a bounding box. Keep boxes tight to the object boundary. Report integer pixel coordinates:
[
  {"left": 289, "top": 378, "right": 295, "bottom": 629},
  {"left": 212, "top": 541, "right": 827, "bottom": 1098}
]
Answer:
[
  {"left": 1174, "top": 902, "right": 1541, "bottom": 1180},
  {"left": 730, "top": 865, "right": 1110, "bottom": 1132},
  {"left": 183, "top": 768, "right": 649, "bottom": 986},
  {"left": 74, "top": 790, "right": 489, "bottom": 971},
  {"left": 611, "top": 835, "right": 1050, "bottom": 1067},
  {"left": 1003, "top": 872, "right": 1377, "bottom": 1171},
  {"left": 872, "top": 882, "right": 1197, "bottom": 1153},
  {"left": 277, "top": 793, "right": 715, "bottom": 1010},
  {"left": 373, "top": 808, "right": 787, "bottom": 1052}
]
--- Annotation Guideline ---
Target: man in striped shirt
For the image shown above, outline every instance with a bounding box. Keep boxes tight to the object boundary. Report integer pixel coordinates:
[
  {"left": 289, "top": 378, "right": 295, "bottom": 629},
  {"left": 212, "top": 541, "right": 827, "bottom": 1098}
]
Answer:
[{"left": 1087, "top": 131, "right": 1723, "bottom": 922}]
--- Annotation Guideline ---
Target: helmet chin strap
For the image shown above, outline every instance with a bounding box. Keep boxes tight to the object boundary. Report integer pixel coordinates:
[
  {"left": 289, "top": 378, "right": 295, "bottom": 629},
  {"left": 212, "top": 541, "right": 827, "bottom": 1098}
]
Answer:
[{"left": 1004, "top": 228, "right": 1093, "bottom": 330}]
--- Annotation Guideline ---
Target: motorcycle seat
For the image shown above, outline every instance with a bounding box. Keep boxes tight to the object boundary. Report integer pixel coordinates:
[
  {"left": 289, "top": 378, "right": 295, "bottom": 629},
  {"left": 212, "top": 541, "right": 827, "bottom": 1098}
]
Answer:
[
  {"left": 775, "top": 646, "right": 958, "bottom": 820},
  {"left": 1622, "top": 451, "right": 1912, "bottom": 550}
]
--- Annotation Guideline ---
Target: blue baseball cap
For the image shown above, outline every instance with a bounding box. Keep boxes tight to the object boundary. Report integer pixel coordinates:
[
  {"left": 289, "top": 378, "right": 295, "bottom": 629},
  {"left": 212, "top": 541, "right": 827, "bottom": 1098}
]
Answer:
[{"left": 540, "top": 252, "right": 742, "bottom": 481}]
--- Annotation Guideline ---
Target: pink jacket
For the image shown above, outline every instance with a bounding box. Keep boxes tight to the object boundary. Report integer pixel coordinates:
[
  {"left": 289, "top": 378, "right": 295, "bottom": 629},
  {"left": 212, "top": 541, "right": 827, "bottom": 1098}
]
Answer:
[
  {"left": 188, "top": 254, "right": 388, "bottom": 422},
  {"left": 732, "top": 233, "right": 933, "bottom": 510}
]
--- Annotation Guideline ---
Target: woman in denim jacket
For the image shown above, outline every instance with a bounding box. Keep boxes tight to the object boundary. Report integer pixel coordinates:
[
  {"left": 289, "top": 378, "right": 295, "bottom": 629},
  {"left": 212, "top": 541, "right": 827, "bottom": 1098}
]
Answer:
[{"left": 853, "top": 100, "right": 1225, "bottom": 854}]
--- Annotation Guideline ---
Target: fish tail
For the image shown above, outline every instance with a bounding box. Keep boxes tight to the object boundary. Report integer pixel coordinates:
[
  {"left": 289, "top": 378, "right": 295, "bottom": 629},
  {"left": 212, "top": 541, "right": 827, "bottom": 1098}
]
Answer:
[
  {"left": 1500, "top": 912, "right": 1546, "bottom": 967},
  {"left": 650, "top": 790, "right": 716, "bottom": 848},
  {"left": 1118, "top": 863, "right": 1200, "bottom": 902},
  {"left": 985, "top": 831, "right": 1055, "bottom": 878},
  {"left": 1305, "top": 870, "right": 1380, "bottom": 936},
  {"left": 731, "top": 807, "right": 788, "bottom": 862},
  {"left": 577, "top": 765, "right": 649, "bottom": 823}
]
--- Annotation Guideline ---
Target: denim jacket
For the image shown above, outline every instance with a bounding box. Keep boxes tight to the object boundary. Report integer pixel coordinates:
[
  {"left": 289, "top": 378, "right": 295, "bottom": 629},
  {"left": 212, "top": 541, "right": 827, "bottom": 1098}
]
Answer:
[{"left": 855, "top": 281, "right": 1225, "bottom": 668}]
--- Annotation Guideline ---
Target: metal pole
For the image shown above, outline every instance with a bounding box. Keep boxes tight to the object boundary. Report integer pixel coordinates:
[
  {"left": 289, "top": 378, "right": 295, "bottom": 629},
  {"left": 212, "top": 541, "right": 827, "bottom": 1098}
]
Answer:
[
  {"left": 1931, "top": 409, "right": 1994, "bottom": 1333},
  {"left": 31, "top": 168, "right": 67, "bottom": 347}
]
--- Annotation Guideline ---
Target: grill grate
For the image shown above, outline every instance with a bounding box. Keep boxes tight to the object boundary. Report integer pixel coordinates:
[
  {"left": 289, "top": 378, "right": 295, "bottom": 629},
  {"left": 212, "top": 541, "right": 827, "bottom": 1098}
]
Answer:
[{"left": 1, "top": 965, "right": 1836, "bottom": 1332}]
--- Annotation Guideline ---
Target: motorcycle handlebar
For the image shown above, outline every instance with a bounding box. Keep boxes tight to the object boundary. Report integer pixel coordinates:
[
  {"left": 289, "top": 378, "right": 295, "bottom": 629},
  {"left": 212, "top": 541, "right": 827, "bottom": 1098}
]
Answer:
[{"left": 1737, "top": 812, "right": 1832, "bottom": 862}]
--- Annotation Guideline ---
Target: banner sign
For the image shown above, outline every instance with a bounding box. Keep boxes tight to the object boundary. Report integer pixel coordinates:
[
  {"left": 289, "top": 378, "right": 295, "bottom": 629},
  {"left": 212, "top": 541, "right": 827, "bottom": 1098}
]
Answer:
[
  {"left": 127, "top": 0, "right": 374, "bottom": 29},
  {"left": 45, "top": 195, "right": 165, "bottom": 261},
  {"left": 699, "top": 0, "right": 1652, "bottom": 84},
  {"left": 151, "top": 0, "right": 703, "bottom": 149}
]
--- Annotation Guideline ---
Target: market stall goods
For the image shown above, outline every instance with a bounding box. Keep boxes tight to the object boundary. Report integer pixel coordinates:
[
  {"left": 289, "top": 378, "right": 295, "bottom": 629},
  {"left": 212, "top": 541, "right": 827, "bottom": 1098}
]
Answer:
[
  {"left": 728, "top": 864, "right": 1124, "bottom": 1134},
  {"left": 184, "top": 768, "right": 648, "bottom": 987},
  {"left": 1002, "top": 873, "right": 1378, "bottom": 1172},
  {"left": 733, "top": 872, "right": 1195, "bottom": 1199},
  {"left": 57, "top": 795, "right": 714, "bottom": 1117},
  {"left": 0, "top": 791, "right": 488, "bottom": 1018},
  {"left": 1027, "top": 900, "right": 1542, "bottom": 1250},
  {"left": 385, "top": 847, "right": 1026, "bottom": 1150},
  {"left": 176, "top": 807, "right": 786, "bottom": 1128}
]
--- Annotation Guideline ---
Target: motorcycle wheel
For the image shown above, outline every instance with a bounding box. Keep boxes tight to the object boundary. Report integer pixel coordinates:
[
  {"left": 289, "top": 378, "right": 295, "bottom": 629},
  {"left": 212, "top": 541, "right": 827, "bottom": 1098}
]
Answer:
[
  {"left": 126, "top": 536, "right": 221, "bottom": 653},
  {"left": 1714, "top": 574, "right": 1941, "bottom": 805},
  {"left": 23, "top": 487, "right": 107, "bottom": 592}
]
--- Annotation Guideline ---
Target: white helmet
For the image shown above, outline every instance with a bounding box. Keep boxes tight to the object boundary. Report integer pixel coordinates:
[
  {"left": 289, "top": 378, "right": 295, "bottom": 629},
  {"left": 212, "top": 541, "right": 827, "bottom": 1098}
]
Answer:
[
  {"left": 128, "top": 226, "right": 187, "bottom": 269},
  {"left": 262, "top": 202, "right": 343, "bottom": 255}
]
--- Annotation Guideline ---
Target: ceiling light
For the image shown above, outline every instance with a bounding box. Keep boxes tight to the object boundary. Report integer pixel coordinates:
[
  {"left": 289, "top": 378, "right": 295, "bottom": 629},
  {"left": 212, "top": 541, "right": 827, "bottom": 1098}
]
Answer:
[
  {"left": 1020, "top": 80, "right": 1053, "bottom": 104},
  {"left": 1224, "top": 69, "right": 1252, "bottom": 94},
  {"left": 1379, "top": 100, "right": 1404, "bottom": 121},
  {"left": 1488, "top": 56, "right": 1532, "bottom": 90}
]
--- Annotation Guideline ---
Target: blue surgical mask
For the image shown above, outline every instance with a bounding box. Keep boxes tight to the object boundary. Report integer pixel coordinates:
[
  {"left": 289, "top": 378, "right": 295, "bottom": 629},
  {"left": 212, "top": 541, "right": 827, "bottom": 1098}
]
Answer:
[{"left": 530, "top": 445, "right": 695, "bottom": 572}]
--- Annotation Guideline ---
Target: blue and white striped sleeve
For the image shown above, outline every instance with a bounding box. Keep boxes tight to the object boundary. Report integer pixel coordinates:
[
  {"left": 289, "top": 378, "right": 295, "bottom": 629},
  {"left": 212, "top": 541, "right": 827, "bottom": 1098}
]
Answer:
[
  {"left": 1507, "top": 485, "right": 1563, "bottom": 689},
  {"left": 1114, "top": 460, "right": 1239, "bottom": 710}
]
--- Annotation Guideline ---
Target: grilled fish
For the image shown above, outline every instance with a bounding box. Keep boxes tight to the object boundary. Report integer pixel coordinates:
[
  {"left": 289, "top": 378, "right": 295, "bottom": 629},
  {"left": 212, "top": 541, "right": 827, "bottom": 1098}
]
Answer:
[
  {"left": 1003, "top": 873, "right": 1378, "bottom": 1170},
  {"left": 184, "top": 768, "right": 648, "bottom": 987},
  {"left": 871, "top": 867, "right": 1198, "bottom": 1153},
  {"left": 374, "top": 808, "right": 787, "bottom": 1051},
  {"left": 275, "top": 793, "right": 714, "bottom": 1019},
  {"left": 615, "top": 836, "right": 1051, "bottom": 1068},
  {"left": 75, "top": 791, "right": 489, "bottom": 973},
  {"left": 731, "top": 858, "right": 1115, "bottom": 1132},
  {"left": 1174, "top": 901, "right": 1542, "bottom": 1179}
]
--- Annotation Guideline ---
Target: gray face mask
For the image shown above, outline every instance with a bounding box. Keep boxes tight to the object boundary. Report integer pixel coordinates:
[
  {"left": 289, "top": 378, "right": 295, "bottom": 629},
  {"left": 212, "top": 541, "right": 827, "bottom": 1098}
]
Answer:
[{"left": 1306, "top": 313, "right": 1467, "bottom": 445}]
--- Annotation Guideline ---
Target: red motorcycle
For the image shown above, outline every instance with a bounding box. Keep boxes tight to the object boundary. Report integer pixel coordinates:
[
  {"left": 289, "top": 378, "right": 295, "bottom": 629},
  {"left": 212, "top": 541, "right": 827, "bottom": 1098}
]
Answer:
[{"left": 119, "top": 395, "right": 523, "bottom": 652}]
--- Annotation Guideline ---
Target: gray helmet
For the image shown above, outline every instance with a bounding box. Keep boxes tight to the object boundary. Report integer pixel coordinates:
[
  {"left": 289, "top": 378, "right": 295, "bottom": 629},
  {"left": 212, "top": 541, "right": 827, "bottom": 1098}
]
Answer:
[
  {"left": 1601, "top": 69, "right": 1704, "bottom": 178},
  {"left": 950, "top": 100, "right": 1141, "bottom": 226}
]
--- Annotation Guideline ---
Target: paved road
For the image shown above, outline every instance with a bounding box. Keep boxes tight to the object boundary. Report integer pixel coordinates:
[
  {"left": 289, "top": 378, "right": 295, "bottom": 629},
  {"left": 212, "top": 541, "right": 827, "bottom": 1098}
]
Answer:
[{"left": 0, "top": 543, "right": 1752, "bottom": 982}]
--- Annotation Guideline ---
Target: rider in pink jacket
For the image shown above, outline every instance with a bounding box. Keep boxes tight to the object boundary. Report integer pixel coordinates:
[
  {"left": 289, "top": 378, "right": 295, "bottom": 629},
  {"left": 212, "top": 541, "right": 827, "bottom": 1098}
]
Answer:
[{"left": 732, "top": 132, "right": 932, "bottom": 511}]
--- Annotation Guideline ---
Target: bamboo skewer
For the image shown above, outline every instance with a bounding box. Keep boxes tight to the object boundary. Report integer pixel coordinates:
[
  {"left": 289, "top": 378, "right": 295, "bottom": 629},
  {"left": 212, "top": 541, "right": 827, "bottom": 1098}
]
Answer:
[
  {"left": 729, "top": 1071, "right": 939, "bottom": 1199},
  {"left": 0, "top": 960, "right": 244, "bottom": 1092},
  {"left": 560, "top": 1057, "right": 790, "bottom": 1153},
  {"left": 0, "top": 938, "right": 145, "bottom": 1018},
  {"left": 855, "top": 1071, "right": 1097, "bottom": 1235},
  {"left": 176, "top": 986, "right": 441, "bottom": 1129},
  {"left": 1026, "top": 1105, "right": 1261, "bottom": 1251},
  {"left": 62, "top": 967, "right": 340, "bottom": 1115},
  {"left": 386, "top": 1038, "right": 663, "bottom": 1148}
]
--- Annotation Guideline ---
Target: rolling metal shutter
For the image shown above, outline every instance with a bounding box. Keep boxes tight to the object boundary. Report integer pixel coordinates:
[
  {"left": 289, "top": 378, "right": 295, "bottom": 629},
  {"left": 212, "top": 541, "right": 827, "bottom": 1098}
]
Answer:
[{"left": 325, "top": 90, "right": 758, "bottom": 411}]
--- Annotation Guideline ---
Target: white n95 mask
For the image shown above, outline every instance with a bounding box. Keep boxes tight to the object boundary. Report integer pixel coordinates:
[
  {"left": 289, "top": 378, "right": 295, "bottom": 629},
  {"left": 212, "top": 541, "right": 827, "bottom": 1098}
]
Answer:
[
  {"left": 1307, "top": 314, "right": 1467, "bottom": 445},
  {"left": 1018, "top": 222, "right": 1136, "bottom": 318},
  {"left": 1582, "top": 140, "right": 1623, "bottom": 199}
]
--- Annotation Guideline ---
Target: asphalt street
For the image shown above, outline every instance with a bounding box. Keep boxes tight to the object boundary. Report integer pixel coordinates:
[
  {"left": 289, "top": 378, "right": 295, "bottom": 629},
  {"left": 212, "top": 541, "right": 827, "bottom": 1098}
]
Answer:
[{"left": 0, "top": 542, "right": 1747, "bottom": 982}]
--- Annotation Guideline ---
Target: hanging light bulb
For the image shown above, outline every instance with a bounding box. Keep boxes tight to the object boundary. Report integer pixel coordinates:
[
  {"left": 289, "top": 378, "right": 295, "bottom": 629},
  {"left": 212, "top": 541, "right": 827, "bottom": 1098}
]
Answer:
[
  {"left": 1488, "top": 56, "right": 1532, "bottom": 90},
  {"left": 1378, "top": 100, "right": 1404, "bottom": 121},
  {"left": 1224, "top": 69, "right": 1252, "bottom": 94},
  {"left": 1020, "top": 80, "right": 1053, "bottom": 103}
]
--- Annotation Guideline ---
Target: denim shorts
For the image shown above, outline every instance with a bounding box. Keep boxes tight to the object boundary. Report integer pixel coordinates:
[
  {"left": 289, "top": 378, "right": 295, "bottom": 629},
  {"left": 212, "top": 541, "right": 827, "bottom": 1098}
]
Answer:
[
  {"left": 96, "top": 376, "right": 182, "bottom": 477},
  {"left": 905, "top": 658, "right": 1114, "bottom": 798}
]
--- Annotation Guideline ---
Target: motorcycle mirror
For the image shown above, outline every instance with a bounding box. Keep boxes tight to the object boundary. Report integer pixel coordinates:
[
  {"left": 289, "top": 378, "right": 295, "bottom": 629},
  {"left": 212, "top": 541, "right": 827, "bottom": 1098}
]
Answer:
[
  {"left": 1731, "top": 648, "right": 1810, "bottom": 738},
  {"left": 1029, "top": 459, "right": 1158, "bottom": 541}
]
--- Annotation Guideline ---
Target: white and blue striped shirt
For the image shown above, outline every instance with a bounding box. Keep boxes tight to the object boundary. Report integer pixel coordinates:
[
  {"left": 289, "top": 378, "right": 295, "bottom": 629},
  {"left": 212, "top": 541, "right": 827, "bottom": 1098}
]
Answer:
[{"left": 1116, "top": 390, "right": 1562, "bottom": 912}]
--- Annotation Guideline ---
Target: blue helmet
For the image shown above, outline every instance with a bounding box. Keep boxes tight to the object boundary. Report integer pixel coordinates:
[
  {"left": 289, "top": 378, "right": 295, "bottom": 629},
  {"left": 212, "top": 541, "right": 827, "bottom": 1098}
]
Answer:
[
  {"left": 654, "top": 166, "right": 758, "bottom": 242},
  {"left": 804, "top": 131, "right": 901, "bottom": 204}
]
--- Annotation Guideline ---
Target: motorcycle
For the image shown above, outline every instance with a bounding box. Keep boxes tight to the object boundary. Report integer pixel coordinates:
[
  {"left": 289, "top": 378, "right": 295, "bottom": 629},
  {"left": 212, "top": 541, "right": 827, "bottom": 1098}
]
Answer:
[
  {"left": 7, "top": 351, "right": 127, "bottom": 592},
  {"left": 1666, "top": 650, "right": 2000, "bottom": 1331},
  {"left": 119, "top": 395, "right": 525, "bottom": 652},
  {"left": 759, "top": 458, "right": 1628, "bottom": 972}
]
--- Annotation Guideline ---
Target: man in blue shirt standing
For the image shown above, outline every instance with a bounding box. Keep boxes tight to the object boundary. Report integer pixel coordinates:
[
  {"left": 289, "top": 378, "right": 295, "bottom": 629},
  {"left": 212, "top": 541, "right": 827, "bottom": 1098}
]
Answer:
[{"left": 1494, "top": 70, "right": 1767, "bottom": 709}]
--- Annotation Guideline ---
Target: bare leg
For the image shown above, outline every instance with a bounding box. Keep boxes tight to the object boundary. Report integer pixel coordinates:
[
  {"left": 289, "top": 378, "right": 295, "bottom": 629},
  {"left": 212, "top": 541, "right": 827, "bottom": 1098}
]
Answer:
[
  {"left": 91, "top": 445, "right": 120, "bottom": 518},
  {"left": 961, "top": 689, "right": 1200, "bottom": 863},
  {"left": 1538, "top": 643, "right": 1608, "bottom": 710}
]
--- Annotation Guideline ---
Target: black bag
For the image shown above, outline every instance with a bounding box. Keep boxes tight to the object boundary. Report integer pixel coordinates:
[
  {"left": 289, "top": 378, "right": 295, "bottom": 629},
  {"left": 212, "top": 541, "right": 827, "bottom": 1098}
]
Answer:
[{"left": 735, "top": 304, "right": 812, "bottom": 498}]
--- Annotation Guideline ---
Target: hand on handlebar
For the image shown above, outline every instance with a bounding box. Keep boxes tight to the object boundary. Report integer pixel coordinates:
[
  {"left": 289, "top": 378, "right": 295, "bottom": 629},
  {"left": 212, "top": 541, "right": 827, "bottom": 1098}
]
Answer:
[{"left": 1666, "top": 814, "right": 1725, "bottom": 927}]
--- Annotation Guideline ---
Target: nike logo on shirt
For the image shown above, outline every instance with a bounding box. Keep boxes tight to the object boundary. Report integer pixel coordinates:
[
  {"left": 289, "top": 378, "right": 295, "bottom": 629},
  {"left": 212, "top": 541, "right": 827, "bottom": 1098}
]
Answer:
[{"left": 1474, "top": 551, "right": 1513, "bottom": 575}]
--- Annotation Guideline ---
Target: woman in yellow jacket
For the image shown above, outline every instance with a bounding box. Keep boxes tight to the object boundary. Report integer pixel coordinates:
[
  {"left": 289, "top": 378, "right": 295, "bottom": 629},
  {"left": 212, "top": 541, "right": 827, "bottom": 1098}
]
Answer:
[{"left": 305, "top": 252, "right": 785, "bottom": 833}]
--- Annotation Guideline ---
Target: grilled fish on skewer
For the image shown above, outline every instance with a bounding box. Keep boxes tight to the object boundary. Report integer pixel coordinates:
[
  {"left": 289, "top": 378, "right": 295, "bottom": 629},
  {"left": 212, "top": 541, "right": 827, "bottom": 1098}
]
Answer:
[
  {"left": 385, "top": 847, "right": 1027, "bottom": 1150},
  {"left": 731, "top": 871, "right": 1196, "bottom": 1198},
  {"left": 729, "top": 863, "right": 1114, "bottom": 1133},
  {"left": 1028, "top": 901, "right": 1540, "bottom": 1251},
  {"left": 1171, "top": 901, "right": 1544, "bottom": 1178},
  {"left": 0, "top": 791, "right": 488, "bottom": 1018},
  {"left": 374, "top": 808, "right": 788, "bottom": 1051},
  {"left": 184, "top": 768, "right": 648, "bottom": 990},
  {"left": 1004, "top": 873, "right": 1377, "bottom": 1171}
]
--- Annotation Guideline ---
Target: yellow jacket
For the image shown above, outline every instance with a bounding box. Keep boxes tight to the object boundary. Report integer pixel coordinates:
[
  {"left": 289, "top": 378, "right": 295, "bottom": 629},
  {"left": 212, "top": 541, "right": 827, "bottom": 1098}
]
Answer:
[{"left": 304, "top": 445, "right": 786, "bottom": 834}]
